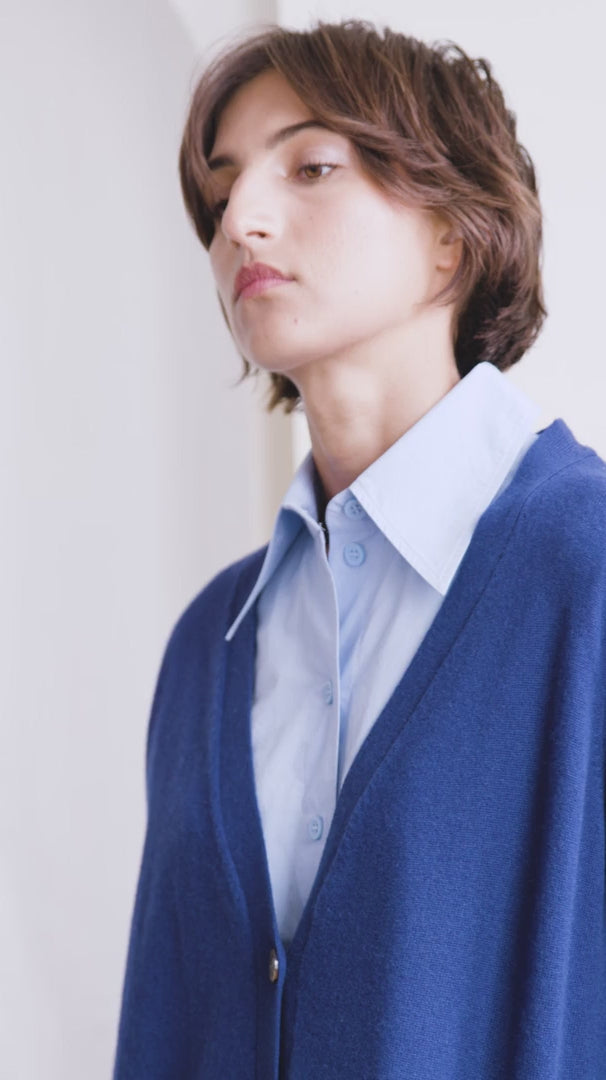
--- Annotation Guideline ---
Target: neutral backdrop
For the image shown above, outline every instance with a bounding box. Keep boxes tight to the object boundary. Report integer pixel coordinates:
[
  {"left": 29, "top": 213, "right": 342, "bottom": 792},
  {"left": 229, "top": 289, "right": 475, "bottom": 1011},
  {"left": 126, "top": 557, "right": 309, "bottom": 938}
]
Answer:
[{"left": 1, "top": 1, "right": 604, "bottom": 1077}]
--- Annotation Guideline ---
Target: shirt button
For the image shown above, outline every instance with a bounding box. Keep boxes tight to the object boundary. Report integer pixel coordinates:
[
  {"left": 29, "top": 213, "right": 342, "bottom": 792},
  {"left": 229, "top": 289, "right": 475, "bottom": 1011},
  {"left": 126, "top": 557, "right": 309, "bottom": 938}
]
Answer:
[
  {"left": 343, "top": 496, "right": 366, "bottom": 519},
  {"left": 322, "top": 680, "right": 334, "bottom": 705},
  {"left": 268, "top": 947, "right": 279, "bottom": 983},
  {"left": 308, "top": 815, "right": 324, "bottom": 841},
  {"left": 343, "top": 542, "right": 366, "bottom": 567}
]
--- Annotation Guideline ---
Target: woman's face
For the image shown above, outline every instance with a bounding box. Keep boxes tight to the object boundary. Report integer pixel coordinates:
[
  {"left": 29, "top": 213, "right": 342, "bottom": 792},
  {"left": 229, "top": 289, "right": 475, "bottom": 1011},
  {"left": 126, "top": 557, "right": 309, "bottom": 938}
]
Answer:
[{"left": 207, "top": 69, "right": 456, "bottom": 388}]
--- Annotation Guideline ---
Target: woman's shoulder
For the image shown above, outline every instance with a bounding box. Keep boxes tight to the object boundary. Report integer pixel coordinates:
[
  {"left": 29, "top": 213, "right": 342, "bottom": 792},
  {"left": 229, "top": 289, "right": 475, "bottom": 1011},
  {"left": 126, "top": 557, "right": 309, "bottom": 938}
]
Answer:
[
  {"left": 515, "top": 434, "right": 606, "bottom": 585},
  {"left": 525, "top": 434, "right": 606, "bottom": 521}
]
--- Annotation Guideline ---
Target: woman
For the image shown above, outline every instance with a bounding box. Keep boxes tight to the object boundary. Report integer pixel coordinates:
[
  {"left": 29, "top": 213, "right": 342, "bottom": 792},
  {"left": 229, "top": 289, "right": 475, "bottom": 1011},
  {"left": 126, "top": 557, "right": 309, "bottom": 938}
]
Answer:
[{"left": 113, "top": 19, "right": 606, "bottom": 1079}]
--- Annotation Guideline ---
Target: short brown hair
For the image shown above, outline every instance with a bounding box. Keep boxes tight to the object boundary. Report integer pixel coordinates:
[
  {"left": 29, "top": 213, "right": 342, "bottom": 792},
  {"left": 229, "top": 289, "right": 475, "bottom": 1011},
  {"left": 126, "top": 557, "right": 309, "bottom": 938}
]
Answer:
[{"left": 178, "top": 18, "right": 547, "bottom": 414}]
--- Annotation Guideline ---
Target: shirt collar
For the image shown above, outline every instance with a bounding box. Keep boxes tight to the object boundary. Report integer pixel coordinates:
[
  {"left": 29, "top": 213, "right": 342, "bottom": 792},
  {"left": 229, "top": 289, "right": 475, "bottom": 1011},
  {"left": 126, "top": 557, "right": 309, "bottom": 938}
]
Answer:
[
  {"left": 225, "top": 362, "right": 541, "bottom": 640},
  {"left": 223, "top": 459, "right": 318, "bottom": 642},
  {"left": 349, "top": 361, "right": 542, "bottom": 594}
]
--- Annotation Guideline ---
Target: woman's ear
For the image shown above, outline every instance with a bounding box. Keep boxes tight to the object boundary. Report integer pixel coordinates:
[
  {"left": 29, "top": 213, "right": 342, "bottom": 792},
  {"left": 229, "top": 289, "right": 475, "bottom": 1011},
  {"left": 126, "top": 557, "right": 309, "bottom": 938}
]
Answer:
[{"left": 436, "top": 225, "right": 463, "bottom": 273}]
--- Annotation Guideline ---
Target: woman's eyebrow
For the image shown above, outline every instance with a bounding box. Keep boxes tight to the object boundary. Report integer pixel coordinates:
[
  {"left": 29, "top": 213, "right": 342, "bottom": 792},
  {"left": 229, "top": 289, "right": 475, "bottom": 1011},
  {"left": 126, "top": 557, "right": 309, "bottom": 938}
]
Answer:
[{"left": 207, "top": 120, "right": 335, "bottom": 173}]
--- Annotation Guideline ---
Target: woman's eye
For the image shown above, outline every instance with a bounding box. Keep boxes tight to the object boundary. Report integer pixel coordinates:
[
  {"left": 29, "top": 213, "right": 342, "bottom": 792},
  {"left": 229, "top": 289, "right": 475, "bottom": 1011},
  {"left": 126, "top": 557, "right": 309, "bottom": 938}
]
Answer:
[
  {"left": 210, "top": 161, "right": 337, "bottom": 222},
  {"left": 297, "top": 160, "right": 337, "bottom": 181}
]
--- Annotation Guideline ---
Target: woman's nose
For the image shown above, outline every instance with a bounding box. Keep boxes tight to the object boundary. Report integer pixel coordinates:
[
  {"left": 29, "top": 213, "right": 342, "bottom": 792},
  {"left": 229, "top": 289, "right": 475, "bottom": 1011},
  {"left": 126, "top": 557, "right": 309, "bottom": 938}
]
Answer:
[{"left": 219, "top": 172, "right": 279, "bottom": 244}]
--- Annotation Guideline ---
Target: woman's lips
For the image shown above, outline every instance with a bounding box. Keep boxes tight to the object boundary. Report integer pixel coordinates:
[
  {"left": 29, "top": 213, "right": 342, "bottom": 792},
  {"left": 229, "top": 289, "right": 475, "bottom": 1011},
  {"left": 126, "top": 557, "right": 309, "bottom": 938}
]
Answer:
[{"left": 237, "top": 277, "right": 293, "bottom": 301}]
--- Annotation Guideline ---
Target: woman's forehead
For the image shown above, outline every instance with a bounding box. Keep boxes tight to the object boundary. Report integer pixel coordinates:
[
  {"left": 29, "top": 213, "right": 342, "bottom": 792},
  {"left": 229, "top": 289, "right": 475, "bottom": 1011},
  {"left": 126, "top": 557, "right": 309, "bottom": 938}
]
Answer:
[
  {"left": 211, "top": 71, "right": 317, "bottom": 150},
  {"left": 209, "top": 75, "right": 345, "bottom": 173}
]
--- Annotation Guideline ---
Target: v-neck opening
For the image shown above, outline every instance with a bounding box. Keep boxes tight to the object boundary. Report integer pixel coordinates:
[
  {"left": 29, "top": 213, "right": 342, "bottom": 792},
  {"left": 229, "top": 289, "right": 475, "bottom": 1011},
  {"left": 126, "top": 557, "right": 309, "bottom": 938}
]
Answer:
[{"left": 220, "top": 418, "right": 594, "bottom": 967}]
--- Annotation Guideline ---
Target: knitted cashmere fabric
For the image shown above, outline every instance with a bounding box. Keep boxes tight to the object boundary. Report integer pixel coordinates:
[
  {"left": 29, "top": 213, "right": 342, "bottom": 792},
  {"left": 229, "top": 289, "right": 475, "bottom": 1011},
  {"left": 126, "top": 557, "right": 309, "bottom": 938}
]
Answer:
[{"left": 113, "top": 418, "right": 606, "bottom": 1080}]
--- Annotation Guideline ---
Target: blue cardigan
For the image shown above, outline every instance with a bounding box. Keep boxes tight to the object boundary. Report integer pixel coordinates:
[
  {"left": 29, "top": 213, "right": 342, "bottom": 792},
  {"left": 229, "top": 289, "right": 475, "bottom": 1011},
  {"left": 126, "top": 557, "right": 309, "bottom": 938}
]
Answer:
[{"left": 113, "top": 418, "right": 606, "bottom": 1079}]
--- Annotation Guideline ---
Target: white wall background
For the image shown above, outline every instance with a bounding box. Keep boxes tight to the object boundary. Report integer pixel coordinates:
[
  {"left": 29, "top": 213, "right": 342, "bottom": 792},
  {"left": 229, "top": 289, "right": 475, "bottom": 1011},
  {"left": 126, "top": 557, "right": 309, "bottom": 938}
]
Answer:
[
  {"left": 1, "top": 2, "right": 604, "bottom": 1078},
  {"left": 1, "top": 2, "right": 289, "bottom": 1078}
]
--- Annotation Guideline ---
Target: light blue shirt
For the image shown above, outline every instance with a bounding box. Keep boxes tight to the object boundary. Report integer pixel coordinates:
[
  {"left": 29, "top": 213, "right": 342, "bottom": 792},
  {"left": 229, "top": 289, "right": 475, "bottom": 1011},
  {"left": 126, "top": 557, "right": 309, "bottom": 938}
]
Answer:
[{"left": 225, "top": 361, "right": 542, "bottom": 944}]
